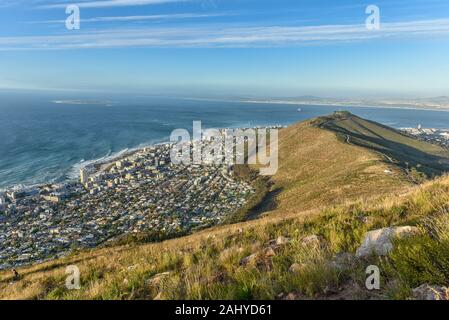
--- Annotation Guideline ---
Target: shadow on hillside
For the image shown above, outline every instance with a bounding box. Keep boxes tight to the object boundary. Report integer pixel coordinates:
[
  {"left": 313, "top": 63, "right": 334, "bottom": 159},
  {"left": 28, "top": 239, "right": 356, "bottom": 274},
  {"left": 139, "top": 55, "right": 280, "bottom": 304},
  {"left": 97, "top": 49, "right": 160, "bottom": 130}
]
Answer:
[
  {"left": 247, "top": 187, "right": 283, "bottom": 220},
  {"left": 316, "top": 114, "right": 449, "bottom": 177}
]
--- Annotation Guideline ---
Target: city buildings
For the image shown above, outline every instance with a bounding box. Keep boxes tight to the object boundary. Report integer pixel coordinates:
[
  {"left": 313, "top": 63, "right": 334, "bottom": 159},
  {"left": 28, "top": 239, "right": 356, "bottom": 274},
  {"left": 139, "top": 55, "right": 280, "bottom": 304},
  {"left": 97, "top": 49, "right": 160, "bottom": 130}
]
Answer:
[
  {"left": 0, "top": 130, "right": 264, "bottom": 269},
  {"left": 402, "top": 126, "right": 449, "bottom": 148},
  {"left": 0, "top": 193, "right": 5, "bottom": 212},
  {"left": 80, "top": 168, "right": 89, "bottom": 185}
]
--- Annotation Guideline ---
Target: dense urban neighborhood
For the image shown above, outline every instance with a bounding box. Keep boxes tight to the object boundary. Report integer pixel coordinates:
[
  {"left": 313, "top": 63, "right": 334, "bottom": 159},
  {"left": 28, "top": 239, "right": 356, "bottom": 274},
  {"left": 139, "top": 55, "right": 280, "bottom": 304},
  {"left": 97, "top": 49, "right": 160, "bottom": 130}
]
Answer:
[
  {"left": 0, "top": 132, "right": 263, "bottom": 269},
  {"left": 402, "top": 126, "right": 449, "bottom": 148}
]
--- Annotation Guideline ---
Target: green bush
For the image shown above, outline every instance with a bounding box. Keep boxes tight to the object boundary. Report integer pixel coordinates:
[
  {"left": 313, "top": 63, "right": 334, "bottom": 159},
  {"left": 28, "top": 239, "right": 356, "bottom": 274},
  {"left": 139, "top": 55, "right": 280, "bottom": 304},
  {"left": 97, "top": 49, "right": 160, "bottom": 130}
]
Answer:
[{"left": 383, "top": 215, "right": 449, "bottom": 287}]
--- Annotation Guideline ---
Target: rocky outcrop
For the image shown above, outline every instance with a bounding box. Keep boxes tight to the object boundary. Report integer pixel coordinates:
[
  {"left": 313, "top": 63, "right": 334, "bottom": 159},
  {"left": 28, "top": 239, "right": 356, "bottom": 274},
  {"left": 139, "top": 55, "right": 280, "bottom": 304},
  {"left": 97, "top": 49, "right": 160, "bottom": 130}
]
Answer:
[
  {"left": 412, "top": 284, "right": 449, "bottom": 300},
  {"left": 288, "top": 263, "right": 306, "bottom": 274},
  {"left": 329, "top": 252, "right": 356, "bottom": 271},
  {"left": 240, "top": 235, "right": 292, "bottom": 271},
  {"left": 146, "top": 271, "right": 171, "bottom": 287},
  {"left": 355, "top": 226, "right": 419, "bottom": 258},
  {"left": 153, "top": 292, "right": 163, "bottom": 300},
  {"left": 266, "top": 236, "right": 291, "bottom": 248},
  {"left": 301, "top": 235, "right": 321, "bottom": 247},
  {"left": 277, "top": 291, "right": 304, "bottom": 300},
  {"left": 239, "top": 253, "right": 258, "bottom": 266},
  {"left": 275, "top": 236, "right": 291, "bottom": 245}
]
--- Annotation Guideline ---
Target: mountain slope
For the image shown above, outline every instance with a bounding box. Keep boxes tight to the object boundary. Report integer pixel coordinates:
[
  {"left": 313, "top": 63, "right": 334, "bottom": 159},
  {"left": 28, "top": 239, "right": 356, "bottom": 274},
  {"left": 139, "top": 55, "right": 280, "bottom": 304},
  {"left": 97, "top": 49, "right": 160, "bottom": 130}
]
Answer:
[
  {"left": 251, "top": 112, "right": 414, "bottom": 216},
  {"left": 313, "top": 111, "right": 449, "bottom": 177}
]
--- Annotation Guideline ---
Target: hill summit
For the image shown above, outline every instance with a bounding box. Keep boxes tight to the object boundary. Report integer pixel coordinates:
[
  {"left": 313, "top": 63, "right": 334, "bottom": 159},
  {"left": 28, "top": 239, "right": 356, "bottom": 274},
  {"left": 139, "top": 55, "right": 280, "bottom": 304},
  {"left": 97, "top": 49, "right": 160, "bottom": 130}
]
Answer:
[{"left": 313, "top": 111, "right": 449, "bottom": 177}]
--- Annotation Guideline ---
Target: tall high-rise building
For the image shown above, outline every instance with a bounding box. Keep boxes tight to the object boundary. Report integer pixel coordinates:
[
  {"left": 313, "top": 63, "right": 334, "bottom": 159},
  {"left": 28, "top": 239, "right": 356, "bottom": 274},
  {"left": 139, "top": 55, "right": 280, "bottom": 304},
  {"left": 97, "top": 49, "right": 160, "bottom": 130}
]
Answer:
[
  {"left": 0, "top": 193, "right": 6, "bottom": 211},
  {"left": 80, "top": 168, "right": 89, "bottom": 184}
]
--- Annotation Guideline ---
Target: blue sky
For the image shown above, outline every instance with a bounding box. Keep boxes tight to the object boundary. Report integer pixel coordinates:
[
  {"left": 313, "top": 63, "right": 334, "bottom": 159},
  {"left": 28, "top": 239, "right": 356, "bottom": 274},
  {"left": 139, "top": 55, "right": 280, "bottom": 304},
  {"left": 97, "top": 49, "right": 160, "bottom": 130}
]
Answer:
[{"left": 1, "top": 0, "right": 449, "bottom": 98}]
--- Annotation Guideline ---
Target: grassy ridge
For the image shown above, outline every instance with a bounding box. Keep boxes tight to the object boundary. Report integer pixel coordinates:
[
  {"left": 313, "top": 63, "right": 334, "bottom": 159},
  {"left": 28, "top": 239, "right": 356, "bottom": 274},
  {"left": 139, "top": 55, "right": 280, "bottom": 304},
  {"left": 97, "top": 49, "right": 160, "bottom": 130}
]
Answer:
[
  {"left": 314, "top": 111, "right": 449, "bottom": 178},
  {"left": 251, "top": 113, "right": 412, "bottom": 216}
]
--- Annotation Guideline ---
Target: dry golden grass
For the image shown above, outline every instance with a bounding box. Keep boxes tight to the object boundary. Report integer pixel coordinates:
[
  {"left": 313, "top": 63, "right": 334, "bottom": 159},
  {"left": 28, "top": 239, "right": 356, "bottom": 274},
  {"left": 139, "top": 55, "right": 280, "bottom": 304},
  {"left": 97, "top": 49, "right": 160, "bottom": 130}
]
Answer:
[{"left": 254, "top": 119, "right": 412, "bottom": 216}]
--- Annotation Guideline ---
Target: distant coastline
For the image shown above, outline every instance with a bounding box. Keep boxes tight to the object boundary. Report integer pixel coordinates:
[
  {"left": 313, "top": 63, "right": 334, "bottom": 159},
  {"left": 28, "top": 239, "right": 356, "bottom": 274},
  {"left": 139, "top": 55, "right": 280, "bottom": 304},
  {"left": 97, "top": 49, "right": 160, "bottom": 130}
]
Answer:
[
  {"left": 240, "top": 100, "right": 449, "bottom": 112},
  {"left": 52, "top": 100, "right": 113, "bottom": 106},
  {"left": 178, "top": 96, "right": 449, "bottom": 112}
]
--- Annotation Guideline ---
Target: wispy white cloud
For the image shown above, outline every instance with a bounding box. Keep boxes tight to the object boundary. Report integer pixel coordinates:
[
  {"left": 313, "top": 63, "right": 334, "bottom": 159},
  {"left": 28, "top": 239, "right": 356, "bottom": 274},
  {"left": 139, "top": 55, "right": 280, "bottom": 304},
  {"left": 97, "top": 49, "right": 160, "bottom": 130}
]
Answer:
[
  {"left": 2, "top": 18, "right": 449, "bottom": 50},
  {"left": 33, "top": 12, "right": 229, "bottom": 24},
  {"left": 41, "top": 0, "right": 188, "bottom": 9},
  {"left": 0, "top": 0, "right": 66, "bottom": 7}
]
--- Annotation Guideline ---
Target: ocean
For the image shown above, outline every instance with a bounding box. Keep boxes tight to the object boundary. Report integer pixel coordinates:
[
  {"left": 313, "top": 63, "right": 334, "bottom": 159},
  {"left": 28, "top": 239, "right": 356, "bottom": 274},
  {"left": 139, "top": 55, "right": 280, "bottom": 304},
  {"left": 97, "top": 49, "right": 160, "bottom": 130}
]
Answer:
[{"left": 2, "top": 91, "right": 449, "bottom": 190}]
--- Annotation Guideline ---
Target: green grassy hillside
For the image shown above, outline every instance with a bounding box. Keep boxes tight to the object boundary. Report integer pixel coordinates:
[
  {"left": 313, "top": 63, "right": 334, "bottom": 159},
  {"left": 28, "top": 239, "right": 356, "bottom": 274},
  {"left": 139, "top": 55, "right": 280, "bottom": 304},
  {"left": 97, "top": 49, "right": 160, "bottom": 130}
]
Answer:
[
  {"left": 247, "top": 113, "right": 413, "bottom": 217},
  {"left": 313, "top": 111, "right": 449, "bottom": 179}
]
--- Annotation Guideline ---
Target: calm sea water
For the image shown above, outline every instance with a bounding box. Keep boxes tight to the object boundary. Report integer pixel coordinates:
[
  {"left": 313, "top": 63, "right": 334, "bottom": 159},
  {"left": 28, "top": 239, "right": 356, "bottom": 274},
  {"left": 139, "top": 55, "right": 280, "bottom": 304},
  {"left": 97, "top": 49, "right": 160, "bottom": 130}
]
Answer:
[{"left": 2, "top": 91, "right": 449, "bottom": 190}]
